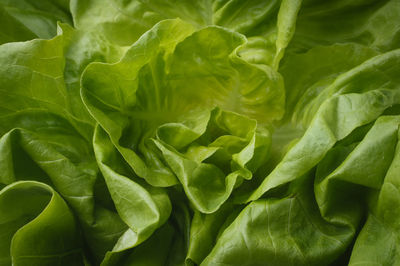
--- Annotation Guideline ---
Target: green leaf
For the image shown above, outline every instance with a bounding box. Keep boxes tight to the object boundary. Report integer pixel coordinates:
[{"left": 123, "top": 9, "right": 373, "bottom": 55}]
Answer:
[
  {"left": 153, "top": 108, "right": 271, "bottom": 213},
  {"left": 290, "top": 0, "right": 400, "bottom": 53},
  {"left": 93, "top": 125, "right": 171, "bottom": 254},
  {"left": 315, "top": 116, "right": 400, "bottom": 220},
  {"left": 280, "top": 43, "right": 379, "bottom": 125},
  {"left": 81, "top": 19, "right": 279, "bottom": 195},
  {"left": 1, "top": 1, "right": 400, "bottom": 264},
  {"left": 0, "top": 0, "right": 72, "bottom": 44},
  {"left": 203, "top": 175, "right": 355, "bottom": 266},
  {"left": 71, "top": 0, "right": 285, "bottom": 45},
  {"left": 0, "top": 181, "right": 83, "bottom": 266},
  {"left": 248, "top": 49, "right": 400, "bottom": 202},
  {"left": 349, "top": 126, "right": 400, "bottom": 265}
]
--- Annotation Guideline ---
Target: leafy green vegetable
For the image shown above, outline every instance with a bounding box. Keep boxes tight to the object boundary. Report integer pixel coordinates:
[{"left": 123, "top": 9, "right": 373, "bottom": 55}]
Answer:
[
  {"left": 0, "top": 0, "right": 72, "bottom": 44},
  {"left": 1, "top": 0, "right": 400, "bottom": 265},
  {"left": 0, "top": 181, "right": 83, "bottom": 266}
]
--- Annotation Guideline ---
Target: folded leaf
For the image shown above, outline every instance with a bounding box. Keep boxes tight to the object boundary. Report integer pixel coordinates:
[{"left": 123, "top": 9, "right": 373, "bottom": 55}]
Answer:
[{"left": 0, "top": 181, "right": 83, "bottom": 266}]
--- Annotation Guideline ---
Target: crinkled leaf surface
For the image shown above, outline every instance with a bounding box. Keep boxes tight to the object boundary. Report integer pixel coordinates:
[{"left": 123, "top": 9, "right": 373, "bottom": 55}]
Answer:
[{"left": 1, "top": 0, "right": 400, "bottom": 265}]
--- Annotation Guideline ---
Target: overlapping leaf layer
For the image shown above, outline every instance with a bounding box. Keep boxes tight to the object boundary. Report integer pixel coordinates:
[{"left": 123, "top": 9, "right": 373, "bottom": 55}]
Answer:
[{"left": 1, "top": 0, "right": 400, "bottom": 265}]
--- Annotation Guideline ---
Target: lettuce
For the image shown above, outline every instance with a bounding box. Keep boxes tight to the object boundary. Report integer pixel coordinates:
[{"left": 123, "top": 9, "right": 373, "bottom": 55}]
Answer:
[{"left": 0, "top": 0, "right": 400, "bottom": 265}]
